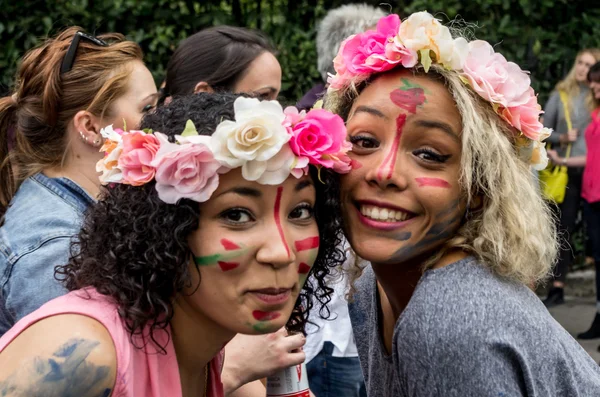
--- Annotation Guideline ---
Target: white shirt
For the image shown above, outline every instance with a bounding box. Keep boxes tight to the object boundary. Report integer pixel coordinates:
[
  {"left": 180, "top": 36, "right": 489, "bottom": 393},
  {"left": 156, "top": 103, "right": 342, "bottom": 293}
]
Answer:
[{"left": 304, "top": 252, "right": 358, "bottom": 362}]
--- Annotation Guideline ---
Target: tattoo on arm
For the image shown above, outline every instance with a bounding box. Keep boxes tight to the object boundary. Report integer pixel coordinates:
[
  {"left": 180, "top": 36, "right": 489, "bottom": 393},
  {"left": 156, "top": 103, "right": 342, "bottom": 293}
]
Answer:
[{"left": 0, "top": 338, "right": 112, "bottom": 397}]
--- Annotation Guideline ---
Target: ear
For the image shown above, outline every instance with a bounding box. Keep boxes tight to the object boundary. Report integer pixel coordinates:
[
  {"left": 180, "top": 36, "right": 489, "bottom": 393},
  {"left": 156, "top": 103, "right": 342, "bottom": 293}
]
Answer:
[
  {"left": 193, "top": 81, "right": 215, "bottom": 94},
  {"left": 73, "top": 110, "right": 103, "bottom": 147}
]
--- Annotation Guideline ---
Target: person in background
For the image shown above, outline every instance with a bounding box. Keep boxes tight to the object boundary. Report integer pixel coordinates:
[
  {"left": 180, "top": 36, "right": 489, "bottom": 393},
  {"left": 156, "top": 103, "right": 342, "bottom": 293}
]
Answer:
[
  {"left": 298, "top": 4, "right": 385, "bottom": 397},
  {"left": 0, "top": 27, "right": 158, "bottom": 336},
  {"left": 160, "top": 26, "right": 281, "bottom": 104},
  {"left": 327, "top": 11, "right": 600, "bottom": 395},
  {"left": 548, "top": 62, "right": 600, "bottom": 340},
  {"left": 296, "top": 4, "right": 385, "bottom": 112},
  {"left": 542, "top": 48, "right": 600, "bottom": 308},
  {"left": 0, "top": 92, "right": 349, "bottom": 396}
]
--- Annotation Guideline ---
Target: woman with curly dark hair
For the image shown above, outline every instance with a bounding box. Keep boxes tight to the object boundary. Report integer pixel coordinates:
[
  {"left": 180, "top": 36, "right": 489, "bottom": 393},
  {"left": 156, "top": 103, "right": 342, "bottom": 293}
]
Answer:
[{"left": 0, "top": 92, "right": 350, "bottom": 397}]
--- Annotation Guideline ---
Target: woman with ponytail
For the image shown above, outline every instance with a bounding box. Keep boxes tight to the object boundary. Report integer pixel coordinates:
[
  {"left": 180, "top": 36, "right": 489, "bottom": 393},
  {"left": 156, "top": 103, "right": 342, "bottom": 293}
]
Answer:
[{"left": 0, "top": 27, "right": 158, "bottom": 335}]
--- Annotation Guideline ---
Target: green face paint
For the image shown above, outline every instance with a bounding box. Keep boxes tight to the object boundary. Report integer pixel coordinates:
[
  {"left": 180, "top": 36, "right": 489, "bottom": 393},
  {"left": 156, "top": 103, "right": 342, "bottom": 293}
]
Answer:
[{"left": 194, "top": 244, "right": 249, "bottom": 266}]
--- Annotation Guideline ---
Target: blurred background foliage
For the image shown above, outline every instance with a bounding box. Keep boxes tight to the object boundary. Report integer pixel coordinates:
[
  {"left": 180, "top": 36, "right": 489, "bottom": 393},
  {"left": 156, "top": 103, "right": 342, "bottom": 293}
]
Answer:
[{"left": 1, "top": 0, "right": 599, "bottom": 105}]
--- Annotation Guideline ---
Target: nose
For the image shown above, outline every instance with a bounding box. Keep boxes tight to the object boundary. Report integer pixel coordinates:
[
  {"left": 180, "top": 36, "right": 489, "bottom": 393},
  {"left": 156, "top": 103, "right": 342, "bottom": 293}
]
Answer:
[
  {"left": 255, "top": 224, "right": 296, "bottom": 268},
  {"left": 364, "top": 140, "right": 409, "bottom": 191},
  {"left": 256, "top": 188, "right": 296, "bottom": 269}
]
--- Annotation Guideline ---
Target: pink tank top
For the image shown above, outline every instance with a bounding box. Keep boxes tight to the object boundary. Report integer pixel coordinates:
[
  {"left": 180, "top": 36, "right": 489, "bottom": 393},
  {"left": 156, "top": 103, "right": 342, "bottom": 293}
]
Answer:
[{"left": 0, "top": 288, "right": 224, "bottom": 397}]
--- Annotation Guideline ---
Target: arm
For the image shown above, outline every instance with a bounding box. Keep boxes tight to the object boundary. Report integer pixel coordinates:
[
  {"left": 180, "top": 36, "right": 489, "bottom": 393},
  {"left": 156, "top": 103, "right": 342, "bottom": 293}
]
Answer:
[
  {"left": 227, "top": 380, "right": 266, "bottom": 397},
  {"left": 547, "top": 150, "right": 586, "bottom": 167},
  {"left": 221, "top": 328, "right": 306, "bottom": 395},
  {"left": 543, "top": 92, "right": 561, "bottom": 144},
  {"left": 0, "top": 314, "right": 117, "bottom": 396}
]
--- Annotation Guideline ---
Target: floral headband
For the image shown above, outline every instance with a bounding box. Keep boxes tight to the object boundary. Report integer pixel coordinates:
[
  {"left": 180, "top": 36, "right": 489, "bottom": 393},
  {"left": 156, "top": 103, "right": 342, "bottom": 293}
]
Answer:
[
  {"left": 327, "top": 11, "right": 551, "bottom": 170},
  {"left": 96, "top": 97, "right": 354, "bottom": 204}
]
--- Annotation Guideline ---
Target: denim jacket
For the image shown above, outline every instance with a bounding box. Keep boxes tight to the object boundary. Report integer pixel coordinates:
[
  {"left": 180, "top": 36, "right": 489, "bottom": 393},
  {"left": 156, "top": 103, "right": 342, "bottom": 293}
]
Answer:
[{"left": 0, "top": 173, "right": 94, "bottom": 336}]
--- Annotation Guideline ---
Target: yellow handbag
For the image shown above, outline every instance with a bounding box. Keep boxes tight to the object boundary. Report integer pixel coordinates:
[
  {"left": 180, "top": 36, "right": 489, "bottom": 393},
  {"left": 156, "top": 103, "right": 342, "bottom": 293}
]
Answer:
[{"left": 539, "top": 90, "right": 572, "bottom": 204}]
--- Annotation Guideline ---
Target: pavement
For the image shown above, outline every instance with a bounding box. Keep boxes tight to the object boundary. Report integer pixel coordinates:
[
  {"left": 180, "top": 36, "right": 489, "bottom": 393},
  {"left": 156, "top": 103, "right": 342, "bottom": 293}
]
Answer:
[{"left": 548, "top": 295, "right": 600, "bottom": 363}]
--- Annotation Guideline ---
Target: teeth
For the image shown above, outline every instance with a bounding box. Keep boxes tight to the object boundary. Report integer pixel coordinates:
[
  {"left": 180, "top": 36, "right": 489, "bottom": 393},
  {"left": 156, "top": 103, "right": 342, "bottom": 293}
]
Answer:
[{"left": 360, "top": 205, "right": 411, "bottom": 222}]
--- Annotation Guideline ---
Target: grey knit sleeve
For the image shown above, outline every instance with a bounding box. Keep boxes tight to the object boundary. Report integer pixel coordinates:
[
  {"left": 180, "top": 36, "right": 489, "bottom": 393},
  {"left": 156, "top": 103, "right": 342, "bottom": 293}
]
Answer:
[{"left": 543, "top": 91, "right": 561, "bottom": 144}]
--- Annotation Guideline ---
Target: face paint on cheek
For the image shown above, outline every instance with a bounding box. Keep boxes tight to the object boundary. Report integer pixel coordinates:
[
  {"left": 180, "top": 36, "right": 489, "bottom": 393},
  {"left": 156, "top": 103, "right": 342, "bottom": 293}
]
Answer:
[
  {"left": 415, "top": 177, "right": 451, "bottom": 189},
  {"left": 388, "top": 214, "right": 461, "bottom": 263},
  {"left": 217, "top": 261, "right": 239, "bottom": 272},
  {"left": 274, "top": 187, "right": 290, "bottom": 258},
  {"left": 298, "top": 263, "right": 311, "bottom": 274},
  {"left": 221, "top": 239, "right": 241, "bottom": 251},
  {"left": 194, "top": 243, "right": 249, "bottom": 271},
  {"left": 294, "top": 236, "right": 319, "bottom": 252},
  {"left": 252, "top": 310, "right": 281, "bottom": 321},
  {"left": 377, "top": 114, "right": 407, "bottom": 180}
]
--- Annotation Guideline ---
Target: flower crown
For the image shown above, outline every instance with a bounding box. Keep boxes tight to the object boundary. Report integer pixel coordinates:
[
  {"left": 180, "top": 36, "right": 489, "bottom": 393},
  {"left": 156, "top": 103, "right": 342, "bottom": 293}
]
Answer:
[
  {"left": 96, "top": 97, "right": 354, "bottom": 204},
  {"left": 327, "top": 11, "right": 551, "bottom": 170}
]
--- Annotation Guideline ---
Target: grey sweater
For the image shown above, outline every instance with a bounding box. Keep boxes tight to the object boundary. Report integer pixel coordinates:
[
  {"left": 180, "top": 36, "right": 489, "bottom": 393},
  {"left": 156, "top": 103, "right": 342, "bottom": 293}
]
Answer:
[
  {"left": 543, "top": 87, "right": 591, "bottom": 158},
  {"left": 348, "top": 257, "right": 600, "bottom": 396}
]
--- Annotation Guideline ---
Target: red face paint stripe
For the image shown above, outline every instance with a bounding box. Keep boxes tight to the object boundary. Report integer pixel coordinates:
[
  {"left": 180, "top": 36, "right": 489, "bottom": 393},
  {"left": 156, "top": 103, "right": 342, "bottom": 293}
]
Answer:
[
  {"left": 218, "top": 261, "right": 239, "bottom": 272},
  {"left": 415, "top": 177, "right": 451, "bottom": 188},
  {"left": 386, "top": 114, "right": 407, "bottom": 179},
  {"left": 252, "top": 310, "right": 281, "bottom": 321},
  {"left": 294, "top": 236, "right": 320, "bottom": 252},
  {"left": 377, "top": 114, "right": 406, "bottom": 180},
  {"left": 298, "top": 263, "right": 311, "bottom": 274},
  {"left": 220, "top": 239, "right": 241, "bottom": 251},
  {"left": 274, "top": 187, "right": 290, "bottom": 258}
]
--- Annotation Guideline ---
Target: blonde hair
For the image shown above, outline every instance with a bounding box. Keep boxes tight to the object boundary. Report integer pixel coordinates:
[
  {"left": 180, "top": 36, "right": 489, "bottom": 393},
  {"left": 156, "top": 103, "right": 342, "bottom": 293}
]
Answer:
[
  {"left": 326, "top": 64, "right": 558, "bottom": 288},
  {"left": 0, "top": 27, "right": 144, "bottom": 218},
  {"left": 555, "top": 48, "right": 600, "bottom": 99}
]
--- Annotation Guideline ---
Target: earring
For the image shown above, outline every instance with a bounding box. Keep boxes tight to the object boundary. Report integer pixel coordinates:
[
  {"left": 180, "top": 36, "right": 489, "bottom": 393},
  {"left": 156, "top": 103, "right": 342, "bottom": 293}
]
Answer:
[
  {"left": 79, "top": 131, "right": 88, "bottom": 142},
  {"left": 93, "top": 137, "right": 102, "bottom": 146}
]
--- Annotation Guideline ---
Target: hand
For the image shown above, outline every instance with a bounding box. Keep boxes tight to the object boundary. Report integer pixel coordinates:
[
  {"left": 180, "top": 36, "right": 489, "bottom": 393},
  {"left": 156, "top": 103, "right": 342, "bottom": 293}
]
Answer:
[
  {"left": 222, "top": 328, "right": 307, "bottom": 392},
  {"left": 559, "top": 129, "right": 577, "bottom": 143},
  {"left": 546, "top": 149, "right": 561, "bottom": 164}
]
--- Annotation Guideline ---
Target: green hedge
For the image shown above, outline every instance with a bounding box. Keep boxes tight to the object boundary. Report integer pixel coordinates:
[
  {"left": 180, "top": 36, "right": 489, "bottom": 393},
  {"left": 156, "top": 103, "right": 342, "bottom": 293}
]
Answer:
[{"left": 1, "top": 0, "right": 599, "bottom": 105}]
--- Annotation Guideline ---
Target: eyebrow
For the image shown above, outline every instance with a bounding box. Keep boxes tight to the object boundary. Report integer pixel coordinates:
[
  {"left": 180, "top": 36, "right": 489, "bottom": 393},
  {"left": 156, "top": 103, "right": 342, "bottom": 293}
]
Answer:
[
  {"left": 415, "top": 119, "right": 460, "bottom": 142},
  {"left": 143, "top": 92, "right": 160, "bottom": 102},
  {"left": 295, "top": 179, "right": 313, "bottom": 192},
  {"left": 352, "top": 105, "right": 389, "bottom": 120},
  {"left": 218, "top": 186, "right": 262, "bottom": 198},
  {"left": 254, "top": 87, "right": 278, "bottom": 95}
]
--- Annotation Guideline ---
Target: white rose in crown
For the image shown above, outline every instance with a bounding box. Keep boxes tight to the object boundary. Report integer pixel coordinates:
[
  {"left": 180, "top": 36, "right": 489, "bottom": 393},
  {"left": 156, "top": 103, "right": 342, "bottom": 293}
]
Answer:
[
  {"left": 210, "top": 97, "right": 294, "bottom": 184},
  {"left": 395, "top": 11, "right": 468, "bottom": 71}
]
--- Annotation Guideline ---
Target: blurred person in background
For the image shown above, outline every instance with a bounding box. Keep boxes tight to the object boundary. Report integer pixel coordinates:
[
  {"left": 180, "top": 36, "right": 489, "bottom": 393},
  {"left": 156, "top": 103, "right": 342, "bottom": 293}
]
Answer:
[
  {"left": 0, "top": 27, "right": 158, "bottom": 336},
  {"left": 297, "top": 4, "right": 385, "bottom": 397},
  {"left": 296, "top": 4, "right": 385, "bottom": 112},
  {"left": 542, "top": 48, "right": 600, "bottom": 308},
  {"left": 548, "top": 62, "right": 600, "bottom": 339},
  {"left": 160, "top": 25, "right": 281, "bottom": 104}
]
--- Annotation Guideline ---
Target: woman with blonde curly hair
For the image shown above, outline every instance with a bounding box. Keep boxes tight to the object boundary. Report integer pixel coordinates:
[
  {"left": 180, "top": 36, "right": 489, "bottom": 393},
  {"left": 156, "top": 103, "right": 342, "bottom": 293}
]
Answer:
[{"left": 325, "top": 11, "right": 600, "bottom": 395}]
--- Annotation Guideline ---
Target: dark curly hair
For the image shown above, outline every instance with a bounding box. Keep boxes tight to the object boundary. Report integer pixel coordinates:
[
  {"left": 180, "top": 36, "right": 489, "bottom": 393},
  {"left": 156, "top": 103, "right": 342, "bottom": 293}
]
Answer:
[{"left": 56, "top": 92, "right": 345, "bottom": 350}]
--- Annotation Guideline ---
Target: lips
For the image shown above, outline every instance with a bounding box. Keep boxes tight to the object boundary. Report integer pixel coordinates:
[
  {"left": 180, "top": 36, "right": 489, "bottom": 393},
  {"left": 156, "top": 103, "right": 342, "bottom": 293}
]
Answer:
[
  {"left": 353, "top": 200, "right": 416, "bottom": 230},
  {"left": 249, "top": 288, "right": 292, "bottom": 305}
]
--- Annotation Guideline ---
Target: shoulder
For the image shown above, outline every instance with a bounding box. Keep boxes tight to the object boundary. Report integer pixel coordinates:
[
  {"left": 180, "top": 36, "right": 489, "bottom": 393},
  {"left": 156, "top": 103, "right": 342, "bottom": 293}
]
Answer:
[
  {"left": 403, "top": 258, "right": 548, "bottom": 342},
  {"left": 0, "top": 313, "right": 117, "bottom": 396},
  {"left": 0, "top": 178, "right": 83, "bottom": 266}
]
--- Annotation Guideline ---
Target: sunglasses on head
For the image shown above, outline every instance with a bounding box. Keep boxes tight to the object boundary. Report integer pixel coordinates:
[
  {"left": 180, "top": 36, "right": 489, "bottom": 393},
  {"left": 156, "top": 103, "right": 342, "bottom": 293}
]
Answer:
[{"left": 60, "top": 31, "right": 109, "bottom": 75}]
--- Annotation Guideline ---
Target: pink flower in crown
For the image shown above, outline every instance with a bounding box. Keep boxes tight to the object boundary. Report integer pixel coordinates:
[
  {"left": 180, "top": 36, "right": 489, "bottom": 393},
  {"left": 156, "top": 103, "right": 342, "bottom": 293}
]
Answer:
[
  {"left": 288, "top": 108, "right": 352, "bottom": 172},
  {"left": 118, "top": 131, "right": 160, "bottom": 186},
  {"left": 500, "top": 90, "right": 545, "bottom": 141},
  {"left": 328, "top": 14, "right": 416, "bottom": 89},
  {"left": 151, "top": 132, "right": 221, "bottom": 204},
  {"left": 460, "top": 40, "right": 532, "bottom": 108}
]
